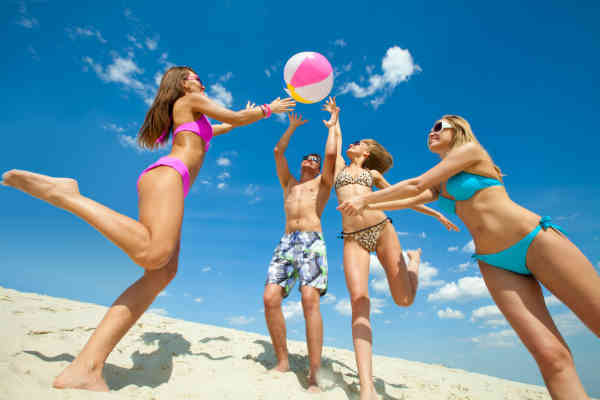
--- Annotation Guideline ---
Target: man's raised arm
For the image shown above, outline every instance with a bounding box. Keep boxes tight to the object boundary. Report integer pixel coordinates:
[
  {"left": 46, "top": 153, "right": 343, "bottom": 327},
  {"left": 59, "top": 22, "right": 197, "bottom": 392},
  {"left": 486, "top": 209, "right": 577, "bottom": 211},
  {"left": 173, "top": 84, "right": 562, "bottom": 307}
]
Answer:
[{"left": 274, "top": 113, "right": 308, "bottom": 189}]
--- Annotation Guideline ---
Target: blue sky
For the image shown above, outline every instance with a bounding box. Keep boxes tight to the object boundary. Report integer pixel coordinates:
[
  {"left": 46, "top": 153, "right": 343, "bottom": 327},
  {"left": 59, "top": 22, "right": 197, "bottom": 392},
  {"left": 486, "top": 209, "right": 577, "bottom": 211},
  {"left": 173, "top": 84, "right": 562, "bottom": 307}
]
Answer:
[{"left": 2, "top": 0, "right": 600, "bottom": 396}]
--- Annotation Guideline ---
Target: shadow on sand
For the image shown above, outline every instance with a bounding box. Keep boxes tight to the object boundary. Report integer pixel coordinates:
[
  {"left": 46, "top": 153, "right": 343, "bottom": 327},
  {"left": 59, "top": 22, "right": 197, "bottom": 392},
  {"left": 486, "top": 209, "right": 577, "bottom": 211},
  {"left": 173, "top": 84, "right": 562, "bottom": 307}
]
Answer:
[
  {"left": 244, "top": 339, "right": 407, "bottom": 400},
  {"left": 24, "top": 332, "right": 232, "bottom": 390}
]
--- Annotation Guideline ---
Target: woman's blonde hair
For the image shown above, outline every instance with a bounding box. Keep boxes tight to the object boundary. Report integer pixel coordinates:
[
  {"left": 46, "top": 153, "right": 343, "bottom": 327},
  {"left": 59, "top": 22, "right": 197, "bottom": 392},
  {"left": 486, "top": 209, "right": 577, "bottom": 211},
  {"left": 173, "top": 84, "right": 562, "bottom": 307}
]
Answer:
[
  {"left": 362, "top": 139, "right": 393, "bottom": 174},
  {"left": 442, "top": 115, "right": 503, "bottom": 178}
]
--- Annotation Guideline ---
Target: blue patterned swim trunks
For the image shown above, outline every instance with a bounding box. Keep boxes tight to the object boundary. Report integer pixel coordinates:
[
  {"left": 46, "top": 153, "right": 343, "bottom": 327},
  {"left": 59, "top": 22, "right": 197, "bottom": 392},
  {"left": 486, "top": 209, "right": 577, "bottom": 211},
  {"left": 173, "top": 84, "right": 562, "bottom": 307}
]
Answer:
[{"left": 266, "top": 231, "right": 328, "bottom": 298}]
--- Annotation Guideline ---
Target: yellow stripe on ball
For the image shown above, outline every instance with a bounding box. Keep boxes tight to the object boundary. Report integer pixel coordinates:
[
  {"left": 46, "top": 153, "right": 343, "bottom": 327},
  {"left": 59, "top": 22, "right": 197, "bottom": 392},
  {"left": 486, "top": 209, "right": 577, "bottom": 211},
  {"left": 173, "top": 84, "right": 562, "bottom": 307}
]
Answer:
[{"left": 286, "top": 83, "right": 312, "bottom": 104}]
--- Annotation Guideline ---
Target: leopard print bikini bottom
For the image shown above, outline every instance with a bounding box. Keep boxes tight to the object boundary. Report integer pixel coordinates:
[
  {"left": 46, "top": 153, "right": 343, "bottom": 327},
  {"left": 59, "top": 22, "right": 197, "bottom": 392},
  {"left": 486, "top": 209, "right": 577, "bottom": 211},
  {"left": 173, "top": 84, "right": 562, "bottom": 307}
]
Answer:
[{"left": 339, "top": 217, "right": 392, "bottom": 253}]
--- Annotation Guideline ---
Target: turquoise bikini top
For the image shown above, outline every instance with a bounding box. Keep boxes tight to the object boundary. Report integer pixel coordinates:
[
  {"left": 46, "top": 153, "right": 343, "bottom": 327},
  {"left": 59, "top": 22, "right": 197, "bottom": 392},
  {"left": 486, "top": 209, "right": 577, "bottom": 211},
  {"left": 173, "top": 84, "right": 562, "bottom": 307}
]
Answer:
[{"left": 438, "top": 172, "right": 503, "bottom": 215}]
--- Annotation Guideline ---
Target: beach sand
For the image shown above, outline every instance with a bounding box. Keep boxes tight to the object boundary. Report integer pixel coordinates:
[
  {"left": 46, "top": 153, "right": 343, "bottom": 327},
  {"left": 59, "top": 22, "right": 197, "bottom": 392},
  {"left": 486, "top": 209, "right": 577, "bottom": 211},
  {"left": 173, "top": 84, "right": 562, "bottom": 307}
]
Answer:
[{"left": 1, "top": 286, "right": 557, "bottom": 400}]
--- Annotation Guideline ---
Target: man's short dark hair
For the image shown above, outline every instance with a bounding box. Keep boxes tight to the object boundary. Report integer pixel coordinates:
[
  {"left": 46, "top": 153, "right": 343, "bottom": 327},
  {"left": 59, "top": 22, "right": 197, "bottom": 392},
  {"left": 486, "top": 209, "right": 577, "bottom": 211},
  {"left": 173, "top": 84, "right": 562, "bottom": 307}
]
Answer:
[{"left": 303, "top": 153, "right": 322, "bottom": 170}]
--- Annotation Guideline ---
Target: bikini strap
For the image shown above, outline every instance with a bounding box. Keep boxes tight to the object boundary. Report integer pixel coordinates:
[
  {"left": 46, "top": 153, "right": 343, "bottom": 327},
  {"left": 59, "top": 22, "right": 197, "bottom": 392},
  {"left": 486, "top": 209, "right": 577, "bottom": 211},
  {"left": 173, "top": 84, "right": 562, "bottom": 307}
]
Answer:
[{"left": 539, "top": 216, "right": 567, "bottom": 236}]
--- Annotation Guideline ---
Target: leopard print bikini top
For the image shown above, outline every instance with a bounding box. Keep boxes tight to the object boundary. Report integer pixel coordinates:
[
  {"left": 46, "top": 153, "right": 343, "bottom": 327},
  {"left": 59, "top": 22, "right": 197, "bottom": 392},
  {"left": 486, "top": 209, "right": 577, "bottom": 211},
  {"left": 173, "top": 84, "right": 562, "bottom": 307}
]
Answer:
[{"left": 334, "top": 167, "right": 373, "bottom": 190}]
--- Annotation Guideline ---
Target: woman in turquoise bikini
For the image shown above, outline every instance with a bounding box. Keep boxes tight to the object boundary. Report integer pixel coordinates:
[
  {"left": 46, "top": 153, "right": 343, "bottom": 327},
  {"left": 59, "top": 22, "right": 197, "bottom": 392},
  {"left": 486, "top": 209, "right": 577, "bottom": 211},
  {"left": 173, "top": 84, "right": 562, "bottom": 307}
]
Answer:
[{"left": 338, "top": 115, "right": 600, "bottom": 399}]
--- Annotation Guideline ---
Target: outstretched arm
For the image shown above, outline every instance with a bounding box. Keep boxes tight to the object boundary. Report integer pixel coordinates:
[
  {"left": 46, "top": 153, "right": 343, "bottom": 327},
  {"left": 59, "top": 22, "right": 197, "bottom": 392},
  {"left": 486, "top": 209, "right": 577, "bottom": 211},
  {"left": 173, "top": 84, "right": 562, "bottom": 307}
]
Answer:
[
  {"left": 338, "top": 142, "right": 484, "bottom": 215},
  {"left": 320, "top": 97, "right": 340, "bottom": 188},
  {"left": 189, "top": 93, "right": 295, "bottom": 126},
  {"left": 274, "top": 113, "right": 307, "bottom": 189},
  {"left": 211, "top": 102, "right": 257, "bottom": 136}
]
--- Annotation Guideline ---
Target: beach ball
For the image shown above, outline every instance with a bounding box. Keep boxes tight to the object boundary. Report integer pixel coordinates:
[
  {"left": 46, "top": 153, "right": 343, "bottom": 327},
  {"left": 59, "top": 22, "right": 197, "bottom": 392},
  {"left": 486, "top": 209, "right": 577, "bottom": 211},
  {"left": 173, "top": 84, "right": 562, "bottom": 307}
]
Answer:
[{"left": 284, "top": 52, "right": 333, "bottom": 104}]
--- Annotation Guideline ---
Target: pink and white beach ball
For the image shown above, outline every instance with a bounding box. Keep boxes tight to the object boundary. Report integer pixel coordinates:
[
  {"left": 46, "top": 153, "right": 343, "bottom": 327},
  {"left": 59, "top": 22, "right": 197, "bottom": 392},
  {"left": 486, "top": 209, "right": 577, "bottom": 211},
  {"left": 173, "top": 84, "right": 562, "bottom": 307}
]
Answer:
[{"left": 283, "top": 52, "right": 334, "bottom": 104}]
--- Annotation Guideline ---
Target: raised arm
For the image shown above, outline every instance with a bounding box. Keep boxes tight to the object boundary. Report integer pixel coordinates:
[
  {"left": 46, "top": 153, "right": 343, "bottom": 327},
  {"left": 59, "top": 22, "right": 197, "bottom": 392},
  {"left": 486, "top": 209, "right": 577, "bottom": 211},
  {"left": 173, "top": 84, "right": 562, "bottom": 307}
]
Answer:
[
  {"left": 322, "top": 97, "right": 346, "bottom": 176},
  {"left": 274, "top": 113, "right": 307, "bottom": 189},
  {"left": 188, "top": 93, "right": 295, "bottom": 126},
  {"left": 320, "top": 97, "right": 340, "bottom": 188},
  {"left": 211, "top": 102, "right": 257, "bottom": 136},
  {"left": 338, "top": 142, "right": 484, "bottom": 215}
]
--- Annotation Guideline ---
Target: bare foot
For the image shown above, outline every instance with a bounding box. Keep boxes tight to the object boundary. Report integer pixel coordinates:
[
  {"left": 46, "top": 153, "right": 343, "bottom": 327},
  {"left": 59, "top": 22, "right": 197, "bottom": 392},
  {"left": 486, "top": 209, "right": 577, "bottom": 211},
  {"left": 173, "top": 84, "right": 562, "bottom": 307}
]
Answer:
[
  {"left": 53, "top": 362, "right": 109, "bottom": 392},
  {"left": 359, "top": 386, "right": 381, "bottom": 400},
  {"left": 2, "top": 169, "right": 79, "bottom": 207},
  {"left": 267, "top": 361, "right": 290, "bottom": 373},
  {"left": 307, "top": 370, "right": 321, "bottom": 393}
]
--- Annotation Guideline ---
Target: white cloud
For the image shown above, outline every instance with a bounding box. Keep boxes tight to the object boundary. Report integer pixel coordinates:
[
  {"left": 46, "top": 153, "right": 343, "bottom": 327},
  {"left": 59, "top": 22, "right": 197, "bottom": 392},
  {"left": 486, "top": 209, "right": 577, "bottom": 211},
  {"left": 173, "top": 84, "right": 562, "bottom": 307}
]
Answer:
[
  {"left": 545, "top": 295, "right": 562, "bottom": 307},
  {"left": 148, "top": 308, "right": 168, "bottom": 316},
  {"left": 448, "top": 246, "right": 459, "bottom": 252},
  {"left": 217, "top": 172, "right": 231, "bottom": 180},
  {"left": 244, "top": 184, "right": 262, "bottom": 204},
  {"left": 217, "top": 182, "right": 227, "bottom": 190},
  {"left": 339, "top": 46, "right": 420, "bottom": 108},
  {"left": 428, "top": 276, "right": 489, "bottom": 302},
  {"left": 217, "top": 157, "right": 232, "bottom": 167},
  {"left": 462, "top": 240, "right": 475, "bottom": 253},
  {"left": 194, "top": 297, "right": 204, "bottom": 303},
  {"left": 483, "top": 319, "right": 508, "bottom": 327},
  {"left": 471, "top": 304, "right": 502, "bottom": 321},
  {"left": 282, "top": 301, "right": 303, "bottom": 320},
  {"left": 384, "top": 320, "right": 392, "bottom": 325},
  {"left": 157, "top": 291, "right": 168, "bottom": 297},
  {"left": 334, "top": 299, "right": 352, "bottom": 316},
  {"left": 103, "top": 123, "right": 125, "bottom": 133},
  {"left": 370, "top": 252, "right": 443, "bottom": 295},
  {"left": 83, "top": 54, "right": 155, "bottom": 106},
  {"left": 418, "top": 232, "right": 427, "bottom": 239},
  {"left": 274, "top": 113, "right": 287, "bottom": 124},
  {"left": 333, "top": 39, "right": 347, "bottom": 47},
  {"left": 145, "top": 37, "right": 158, "bottom": 51},
  {"left": 264, "top": 69, "right": 272, "bottom": 78},
  {"left": 209, "top": 83, "right": 233, "bottom": 108},
  {"left": 321, "top": 293, "right": 336, "bottom": 305},
  {"left": 219, "top": 72, "right": 233, "bottom": 82},
  {"left": 457, "top": 262, "right": 471, "bottom": 272},
  {"left": 437, "top": 307, "right": 465, "bottom": 319},
  {"left": 67, "top": 27, "right": 106, "bottom": 43},
  {"left": 471, "top": 329, "right": 517, "bottom": 348},
  {"left": 397, "top": 232, "right": 409, "bottom": 236},
  {"left": 371, "top": 298, "right": 386, "bottom": 314},
  {"left": 201, "top": 266, "right": 212, "bottom": 272},
  {"left": 554, "top": 312, "right": 586, "bottom": 336},
  {"left": 117, "top": 134, "right": 143, "bottom": 152},
  {"left": 227, "top": 316, "right": 255, "bottom": 326}
]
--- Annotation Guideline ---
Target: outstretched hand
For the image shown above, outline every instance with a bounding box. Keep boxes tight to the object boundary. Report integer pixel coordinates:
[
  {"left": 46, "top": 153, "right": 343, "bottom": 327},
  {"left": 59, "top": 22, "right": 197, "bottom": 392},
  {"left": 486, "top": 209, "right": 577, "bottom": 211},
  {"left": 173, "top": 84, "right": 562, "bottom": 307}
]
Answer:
[
  {"left": 322, "top": 96, "right": 340, "bottom": 128},
  {"left": 270, "top": 97, "right": 296, "bottom": 114},
  {"left": 437, "top": 215, "right": 460, "bottom": 232},
  {"left": 337, "top": 195, "right": 366, "bottom": 216},
  {"left": 288, "top": 112, "right": 308, "bottom": 128}
]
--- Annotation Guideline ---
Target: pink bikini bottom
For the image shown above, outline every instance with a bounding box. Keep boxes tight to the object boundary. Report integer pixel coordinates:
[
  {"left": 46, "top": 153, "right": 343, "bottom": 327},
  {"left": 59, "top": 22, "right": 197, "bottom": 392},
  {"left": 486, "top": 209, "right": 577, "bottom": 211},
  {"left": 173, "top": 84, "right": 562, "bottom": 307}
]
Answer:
[{"left": 137, "top": 156, "right": 190, "bottom": 198}]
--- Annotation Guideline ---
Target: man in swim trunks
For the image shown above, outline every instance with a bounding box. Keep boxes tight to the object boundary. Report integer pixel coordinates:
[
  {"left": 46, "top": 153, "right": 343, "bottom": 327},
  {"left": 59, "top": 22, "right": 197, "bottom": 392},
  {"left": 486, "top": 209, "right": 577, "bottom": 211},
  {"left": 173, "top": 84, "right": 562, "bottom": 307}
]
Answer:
[{"left": 263, "top": 103, "right": 339, "bottom": 393}]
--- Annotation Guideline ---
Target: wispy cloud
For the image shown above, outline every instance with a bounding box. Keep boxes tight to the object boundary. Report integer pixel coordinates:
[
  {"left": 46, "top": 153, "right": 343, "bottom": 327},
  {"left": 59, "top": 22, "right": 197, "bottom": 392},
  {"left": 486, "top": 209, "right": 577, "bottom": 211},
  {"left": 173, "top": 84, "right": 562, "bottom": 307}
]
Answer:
[
  {"left": 157, "top": 291, "right": 168, "bottom": 297},
  {"left": 332, "top": 39, "right": 347, "bottom": 48},
  {"left": 118, "top": 134, "right": 143, "bottom": 152},
  {"left": 194, "top": 297, "right": 204, "bottom": 303},
  {"left": 217, "top": 157, "right": 232, "bottom": 167},
  {"left": 471, "top": 329, "right": 517, "bottom": 348},
  {"left": 227, "top": 315, "right": 255, "bottom": 326},
  {"left": 322, "top": 293, "right": 336, "bottom": 305},
  {"left": 103, "top": 123, "right": 126, "bottom": 133},
  {"left": 470, "top": 304, "right": 502, "bottom": 322},
  {"left": 282, "top": 301, "right": 303, "bottom": 320},
  {"left": 148, "top": 308, "right": 168, "bottom": 316},
  {"left": 462, "top": 240, "right": 475, "bottom": 253},
  {"left": 553, "top": 312, "right": 586, "bottom": 336},
  {"left": 428, "top": 276, "right": 489, "bottom": 302},
  {"left": 209, "top": 83, "right": 233, "bottom": 108},
  {"left": 145, "top": 37, "right": 159, "bottom": 51},
  {"left": 437, "top": 307, "right": 465, "bottom": 319},
  {"left": 66, "top": 27, "right": 107, "bottom": 43},
  {"left": 448, "top": 246, "right": 459, "bottom": 252},
  {"left": 545, "top": 295, "right": 562, "bottom": 307},
  {"left": 16, "top": 1, "right": 38, "bottom": 29},
  {"left": 201, "top": 266, "right": 212, "bottom": 272},
  {"left": 339, "top": 46, "right": 420, "bottom": 108},
  {"left": 244, "top": 184, "right": 262, "bottom": 204},
  {"left": 334, "top": 299, "right": 352, "bottom": 316}
]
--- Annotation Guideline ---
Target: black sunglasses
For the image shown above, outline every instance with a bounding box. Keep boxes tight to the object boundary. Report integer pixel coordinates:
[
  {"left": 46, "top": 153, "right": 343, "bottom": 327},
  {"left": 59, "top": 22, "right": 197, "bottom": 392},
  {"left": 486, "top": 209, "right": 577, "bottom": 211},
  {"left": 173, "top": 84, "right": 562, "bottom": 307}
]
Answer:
[
  {"left": 348, "top": 140, "right": 361, "bottom": 148},
  {"left": 302, "top": 155, "right": 321, "bottom": 164}
]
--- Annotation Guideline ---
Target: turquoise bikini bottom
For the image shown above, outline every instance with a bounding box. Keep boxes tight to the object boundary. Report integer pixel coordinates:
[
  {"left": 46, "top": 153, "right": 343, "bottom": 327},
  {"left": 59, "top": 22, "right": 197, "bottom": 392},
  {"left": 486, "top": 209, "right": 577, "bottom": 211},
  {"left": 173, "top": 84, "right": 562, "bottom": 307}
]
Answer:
[{"left": 472, "top": 216, "right": 565, "bottom": 275}]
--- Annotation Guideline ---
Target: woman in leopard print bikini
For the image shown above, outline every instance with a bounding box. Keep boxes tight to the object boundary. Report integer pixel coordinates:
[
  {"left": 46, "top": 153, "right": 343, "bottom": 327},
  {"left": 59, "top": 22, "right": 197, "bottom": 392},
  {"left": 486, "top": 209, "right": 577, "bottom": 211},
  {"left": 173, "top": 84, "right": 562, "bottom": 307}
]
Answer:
[{"left": 325, "top": 97, "right": 458, "bottom": 400}]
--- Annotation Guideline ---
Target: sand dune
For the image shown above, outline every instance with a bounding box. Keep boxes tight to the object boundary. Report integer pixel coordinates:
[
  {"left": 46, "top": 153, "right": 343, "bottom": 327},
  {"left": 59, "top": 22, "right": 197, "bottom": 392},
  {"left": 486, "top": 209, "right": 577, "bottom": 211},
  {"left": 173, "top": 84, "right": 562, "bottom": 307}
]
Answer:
[{"left": 0, "top": 286, "right": 557, "bottom": 400}]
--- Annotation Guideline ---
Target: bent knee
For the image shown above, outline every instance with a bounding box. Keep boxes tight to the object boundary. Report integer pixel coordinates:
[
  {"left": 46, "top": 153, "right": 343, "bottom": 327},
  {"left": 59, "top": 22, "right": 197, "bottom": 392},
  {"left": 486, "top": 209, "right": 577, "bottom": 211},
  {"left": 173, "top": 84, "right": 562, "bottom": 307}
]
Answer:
[
  {"left": 138, "top": 245, "right": 177, "bottom": 271},
  {"left": 530, "top": 341, "right": 574, "bottom": 375}
]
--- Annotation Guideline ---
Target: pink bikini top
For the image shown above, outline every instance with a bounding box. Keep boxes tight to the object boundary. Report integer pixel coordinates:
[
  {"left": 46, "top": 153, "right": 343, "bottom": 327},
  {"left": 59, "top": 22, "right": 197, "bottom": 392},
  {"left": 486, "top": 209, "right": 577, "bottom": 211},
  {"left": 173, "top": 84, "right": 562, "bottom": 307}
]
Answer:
[{"left": 155, "top": 114, "right": 213, "bottom": 151}]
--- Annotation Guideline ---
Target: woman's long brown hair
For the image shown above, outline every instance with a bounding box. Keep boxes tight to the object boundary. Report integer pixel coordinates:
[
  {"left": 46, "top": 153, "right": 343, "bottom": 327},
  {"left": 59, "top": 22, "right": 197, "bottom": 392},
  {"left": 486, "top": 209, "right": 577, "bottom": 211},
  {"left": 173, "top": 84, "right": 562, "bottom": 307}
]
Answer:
[{"left": 138, "top": 66, "right": 195, "bottom": 149}]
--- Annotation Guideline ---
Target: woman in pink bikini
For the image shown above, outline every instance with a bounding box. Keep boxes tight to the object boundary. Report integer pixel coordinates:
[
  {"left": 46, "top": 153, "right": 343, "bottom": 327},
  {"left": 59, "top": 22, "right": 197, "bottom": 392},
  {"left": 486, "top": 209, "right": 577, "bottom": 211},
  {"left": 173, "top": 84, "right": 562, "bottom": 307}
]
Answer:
[{"left": 1, "top": 66, "right": 295, "bottom": 391}]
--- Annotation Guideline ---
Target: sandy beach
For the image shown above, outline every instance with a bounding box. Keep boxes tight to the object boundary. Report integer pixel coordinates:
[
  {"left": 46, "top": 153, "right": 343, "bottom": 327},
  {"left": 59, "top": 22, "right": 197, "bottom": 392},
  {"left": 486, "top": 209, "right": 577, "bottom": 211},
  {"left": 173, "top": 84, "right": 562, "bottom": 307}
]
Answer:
[{"left": 0, "top": 286, "right": 559, "bottom": 400}]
